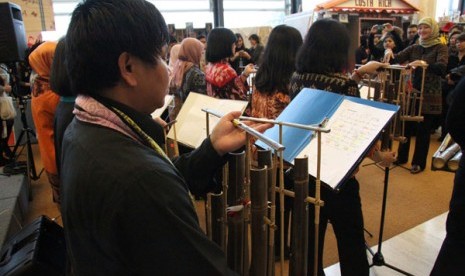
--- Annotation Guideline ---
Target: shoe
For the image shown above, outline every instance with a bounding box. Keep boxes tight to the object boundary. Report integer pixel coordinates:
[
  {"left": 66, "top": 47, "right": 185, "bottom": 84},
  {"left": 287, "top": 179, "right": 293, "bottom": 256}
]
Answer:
[{"left": 410, "top": 165, "right": 422, "bottom": 174}]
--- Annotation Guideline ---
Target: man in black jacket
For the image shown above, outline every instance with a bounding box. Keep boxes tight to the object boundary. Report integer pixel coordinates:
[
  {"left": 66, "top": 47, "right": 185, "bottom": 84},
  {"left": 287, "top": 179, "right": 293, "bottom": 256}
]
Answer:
[{"left": 61, "top": 0, "right": 270, "bottom": 275}]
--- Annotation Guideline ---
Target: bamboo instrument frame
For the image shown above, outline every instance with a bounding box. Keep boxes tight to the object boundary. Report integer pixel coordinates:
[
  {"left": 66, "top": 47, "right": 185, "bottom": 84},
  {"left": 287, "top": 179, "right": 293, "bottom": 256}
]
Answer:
[
  {"left": 203, "top": 109, "right": 329, "bottom": 276},
  {"left": 358, "top": 64, "right": 428, "bottom": 145}
]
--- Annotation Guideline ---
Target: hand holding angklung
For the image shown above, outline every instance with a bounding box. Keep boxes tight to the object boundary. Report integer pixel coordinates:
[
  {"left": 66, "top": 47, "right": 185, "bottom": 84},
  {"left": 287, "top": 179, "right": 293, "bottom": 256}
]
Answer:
[{"left": 210, "top": 111, "right": 272, "bottom": 156}]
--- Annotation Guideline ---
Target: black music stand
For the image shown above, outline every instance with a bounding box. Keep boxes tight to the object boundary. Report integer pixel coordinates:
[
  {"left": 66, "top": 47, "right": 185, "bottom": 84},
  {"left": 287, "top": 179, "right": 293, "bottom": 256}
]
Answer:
[
  {"left": 365, "top": 165, "right": 413, "bottom": 276},
  {"left": 360, "top": 121, "right": 413, "bottom": 275}
]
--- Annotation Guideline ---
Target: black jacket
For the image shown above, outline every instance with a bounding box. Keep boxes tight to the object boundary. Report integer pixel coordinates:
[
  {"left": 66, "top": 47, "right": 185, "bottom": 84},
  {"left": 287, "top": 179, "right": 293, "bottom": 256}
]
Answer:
[{"left": 61, "top": 99, "right": 236, "bottom": 275}]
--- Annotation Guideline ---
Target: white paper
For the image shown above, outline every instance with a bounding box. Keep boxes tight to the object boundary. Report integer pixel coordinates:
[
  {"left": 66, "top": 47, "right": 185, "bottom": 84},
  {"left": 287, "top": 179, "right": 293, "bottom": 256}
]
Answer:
[
  {"left": 297, "top": 99, "right": 395, "bottom": 189},
  {"left": 167, "top": 92, "right": 249, "bottom": 148},
  {"left": 151, "top": 95, "right": 174, "bottom": 119}
]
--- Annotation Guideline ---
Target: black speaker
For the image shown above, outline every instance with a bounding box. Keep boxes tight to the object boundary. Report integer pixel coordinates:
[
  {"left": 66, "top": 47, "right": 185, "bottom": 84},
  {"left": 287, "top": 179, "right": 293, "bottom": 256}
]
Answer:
[
  {"left": 0, "top": 216, "right": 67, "bottom": 276},
  {"left": 0, "top": 2, "right": 27, "bottom": 62}
]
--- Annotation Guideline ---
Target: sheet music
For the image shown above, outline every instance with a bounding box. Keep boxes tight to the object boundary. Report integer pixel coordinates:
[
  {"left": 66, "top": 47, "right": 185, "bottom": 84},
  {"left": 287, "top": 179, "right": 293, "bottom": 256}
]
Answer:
[
  {"left": 297, "top": 99, "right": 395, "bottom": 189},
  {"left": 151, "top": 95, "right": 174, "bottom": 119},
  {"left": 167, "top": 92, "right": 249, "bottom": 148}
]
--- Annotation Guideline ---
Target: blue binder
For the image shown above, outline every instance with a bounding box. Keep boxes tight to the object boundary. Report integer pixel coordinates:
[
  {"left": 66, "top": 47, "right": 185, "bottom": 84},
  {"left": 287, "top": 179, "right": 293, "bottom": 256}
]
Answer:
[{"left": 256, "top": 88, "right": 399, "bottom": 190}]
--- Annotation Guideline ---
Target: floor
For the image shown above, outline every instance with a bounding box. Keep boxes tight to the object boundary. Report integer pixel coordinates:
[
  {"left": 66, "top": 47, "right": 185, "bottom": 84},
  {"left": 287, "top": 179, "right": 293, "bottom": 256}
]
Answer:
[{"left": 324, "top": 212, "right": 447, "bottom": 276}]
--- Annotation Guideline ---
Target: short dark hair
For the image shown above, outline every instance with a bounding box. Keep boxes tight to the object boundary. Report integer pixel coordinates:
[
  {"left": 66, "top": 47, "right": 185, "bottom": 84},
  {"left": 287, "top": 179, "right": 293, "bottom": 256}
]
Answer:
[
  {"left": 296, "top": 19, "right": 350, "bottom": 74},
  {"left": 65, "top": 0, "right": 169, "bottom": 95},
  {"left": 50, "top": 37, "right": 72, "bottom": 97},
  {"left": 456, "top": 33, "right": 465, "bottom": 42},
  {"left": 205, "top": 28, "right": 236, "bottom": 63},
  {"left": 249, "top": 34, "right": 260, "bottom": 44},
  {"left": 408, "top": 24, "right": 418, "bottom": 29},
  {"left": 254, "top": 25, "right": 303, "bottom": 95}
]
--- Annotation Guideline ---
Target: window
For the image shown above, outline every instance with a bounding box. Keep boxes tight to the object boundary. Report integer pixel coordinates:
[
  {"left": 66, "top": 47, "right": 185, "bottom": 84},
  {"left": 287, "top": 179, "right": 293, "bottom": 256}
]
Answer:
[{"left": 53, "top": 0, "right": 288, "bottom": 36}]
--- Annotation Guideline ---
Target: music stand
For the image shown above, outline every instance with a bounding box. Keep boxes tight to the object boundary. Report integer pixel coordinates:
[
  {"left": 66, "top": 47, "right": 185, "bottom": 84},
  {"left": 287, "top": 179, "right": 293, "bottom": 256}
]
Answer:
[
  {"left": 365, "top": 164, "right": 413, "bottom": 275},
  {"left": 3, "top": 64, "right": 43, "bottom": 200}
]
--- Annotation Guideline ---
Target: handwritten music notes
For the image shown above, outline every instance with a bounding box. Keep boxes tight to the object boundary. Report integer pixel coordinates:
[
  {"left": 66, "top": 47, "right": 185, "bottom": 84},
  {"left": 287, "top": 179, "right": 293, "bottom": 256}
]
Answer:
[{"left": 297, "top": 99, "right": 395, "bottom": 189}]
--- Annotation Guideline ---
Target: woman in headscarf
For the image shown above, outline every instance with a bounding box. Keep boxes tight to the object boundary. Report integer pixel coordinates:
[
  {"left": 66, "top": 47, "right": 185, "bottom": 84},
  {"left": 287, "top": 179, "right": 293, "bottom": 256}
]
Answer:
[
  {"left": 385, "top": 17, "right": 448, "bottom": 174},
  {"left": 169, "top": 37, "right": 206, "bottom": 121},
  {"left": 28, "top": 41, "right": 61, "bottom": 203},
  {"left": 168, "top": 43, "right": 181, "bottom": 83}
]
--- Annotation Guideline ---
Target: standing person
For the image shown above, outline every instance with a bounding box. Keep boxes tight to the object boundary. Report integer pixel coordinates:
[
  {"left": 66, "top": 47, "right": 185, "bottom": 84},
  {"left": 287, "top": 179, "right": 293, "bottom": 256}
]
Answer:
[
  {"left": 430, "top": 77, "right": 465, "bottom": 276},
  {"left": 252, "top": 25, "right": 302, "bottom": 120},
  {"left": 230, "top": 33, "right": 251, "bottom": 74},
  {"left": 169, "top": 37, "right": 206, "bottom": 121},
  {"left": 28, "top": 41, "right": 61, "bottom": 203},
  {"left": 355, "top": 35, "right": 370, "bottom": 65},
  {"left": 289, "top": 18, "right": 392, "bottom": 276},
  {"left": 368, "top": 23, "right": 404, "bottom": 62},
  {"left": 385, "top": 17, "right": 448, "bottom": 174},
  {"left": 61, "top": 0, "right": 270, "bottom": 275},
  {"left": 248, "top": 34, "right": 264, "bottom": 65},
  {"left": 0, "top": 74, "right": 14, "bottom": 166},
  {"left": 205, "top": 28, "right": 254, "bottom": 102},
  {"left": 49, "top": 37, "right": 74, "bottom": 176},
  {"left": 439, "top": 33, "right": 465, "bottom": 141},
  {"left": 251, "top": 24, "right": 303, "bottom": 258},
  {"left": 404, "top": 24, "right": 419, "bottom": 47}
]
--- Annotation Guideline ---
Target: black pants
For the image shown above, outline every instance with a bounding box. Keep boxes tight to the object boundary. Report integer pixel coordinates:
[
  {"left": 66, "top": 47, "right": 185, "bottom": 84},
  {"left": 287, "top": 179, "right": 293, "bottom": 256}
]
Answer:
[
  {"left": 431, "top": 157, "right": 465, "bottom": 276},
  {"left": 307, "top": 177, "right": 369, "bottom": 276},
  {"left": 397, "top": 114, "right": 438, "bottom": 169},
  {"left": 0, "top": 119, "right": 14, "bottom": 159}
]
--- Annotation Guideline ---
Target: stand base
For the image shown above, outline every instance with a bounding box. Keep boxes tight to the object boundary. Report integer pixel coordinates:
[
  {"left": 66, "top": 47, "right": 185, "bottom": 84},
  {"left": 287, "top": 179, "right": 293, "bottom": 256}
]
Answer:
[{"left": 366, "top": 247, "right": 414, "bottom": 276}]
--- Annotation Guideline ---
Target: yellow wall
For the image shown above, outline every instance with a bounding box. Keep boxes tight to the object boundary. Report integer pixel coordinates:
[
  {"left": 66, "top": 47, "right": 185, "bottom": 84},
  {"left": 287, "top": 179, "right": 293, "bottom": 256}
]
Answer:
[
  {"left": 409, "top": 0, "right": 437, "bottom": 21},
  {"left": 0, "top": 0, "right": 55, "bottom": 44}
]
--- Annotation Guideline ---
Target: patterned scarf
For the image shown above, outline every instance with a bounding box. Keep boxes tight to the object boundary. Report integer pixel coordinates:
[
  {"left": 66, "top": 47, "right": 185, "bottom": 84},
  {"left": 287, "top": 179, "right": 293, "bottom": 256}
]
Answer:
[{"left": 74, "top": 95, "right": 172, "bottom": 165}]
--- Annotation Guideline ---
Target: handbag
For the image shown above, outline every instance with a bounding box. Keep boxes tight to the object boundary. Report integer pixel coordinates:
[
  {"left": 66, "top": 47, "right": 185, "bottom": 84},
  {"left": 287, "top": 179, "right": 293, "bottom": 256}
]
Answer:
[
  {"left": 0, "top": 92, "right": 16, "bottom": 138},
  {"left": 0, "top": 91, "right": 16, "bottom": 121}
]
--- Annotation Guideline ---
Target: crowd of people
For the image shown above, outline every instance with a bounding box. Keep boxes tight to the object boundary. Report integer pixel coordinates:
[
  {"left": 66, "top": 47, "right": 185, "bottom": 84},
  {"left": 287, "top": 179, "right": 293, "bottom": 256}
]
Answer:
[{"left": 0, "top": 0, "right": 463, "bottom": 275}]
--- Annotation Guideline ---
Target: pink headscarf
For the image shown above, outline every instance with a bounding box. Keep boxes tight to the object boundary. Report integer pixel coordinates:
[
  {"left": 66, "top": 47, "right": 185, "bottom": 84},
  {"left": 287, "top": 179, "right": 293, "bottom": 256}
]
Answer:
[{"left": 171, "top": 38, "right": 204, "bottom": 89}]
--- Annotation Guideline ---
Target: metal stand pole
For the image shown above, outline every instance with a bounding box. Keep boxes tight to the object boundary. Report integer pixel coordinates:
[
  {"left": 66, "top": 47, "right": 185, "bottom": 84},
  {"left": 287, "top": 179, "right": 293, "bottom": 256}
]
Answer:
[{"left": 366, "top": 167, "right": 413, "bottom": 276}]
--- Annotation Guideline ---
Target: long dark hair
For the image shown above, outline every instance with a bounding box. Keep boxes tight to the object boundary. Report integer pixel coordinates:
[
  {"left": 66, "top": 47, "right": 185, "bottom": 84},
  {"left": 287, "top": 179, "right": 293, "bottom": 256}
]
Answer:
[
  {"left": 296, "top": 19, "right": 350, "bottom": 74},
  {"left": 254, "top": 25, "right": 303, "bottom": 95}
]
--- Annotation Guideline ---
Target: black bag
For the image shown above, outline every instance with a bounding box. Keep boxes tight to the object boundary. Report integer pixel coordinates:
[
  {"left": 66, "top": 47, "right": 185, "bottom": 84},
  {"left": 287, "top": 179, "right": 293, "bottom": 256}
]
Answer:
[{"left": 0, "top": 216, "right": 66, "bottom": 275}]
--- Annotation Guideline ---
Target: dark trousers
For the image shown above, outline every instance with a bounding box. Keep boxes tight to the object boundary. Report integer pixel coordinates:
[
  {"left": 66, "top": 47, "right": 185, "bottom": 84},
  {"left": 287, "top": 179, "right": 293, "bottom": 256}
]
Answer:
[
  {"left": 397, "top": 114, "right": 438, "bottom": 169},
  {"left": 307, "top": 178, "right": 369, "bottom": 276},
  {"left": 431, "top": 157, "right": 465, "bottom": 276},
  {"left": 0, "top": 119, "right": 14, "bottom": 159}
]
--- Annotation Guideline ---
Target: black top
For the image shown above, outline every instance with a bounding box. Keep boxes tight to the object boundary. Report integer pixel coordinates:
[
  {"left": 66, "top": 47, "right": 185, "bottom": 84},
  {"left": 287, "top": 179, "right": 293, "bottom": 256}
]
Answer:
[
  {"left": 446, "top": 77, "right": 465, "bottom": 148},
  {"left": 61, "top": 97, "right": 236, "bottom": 275},
  {"left": 290, "top": 72, "right": 360, "bottom": 99}
]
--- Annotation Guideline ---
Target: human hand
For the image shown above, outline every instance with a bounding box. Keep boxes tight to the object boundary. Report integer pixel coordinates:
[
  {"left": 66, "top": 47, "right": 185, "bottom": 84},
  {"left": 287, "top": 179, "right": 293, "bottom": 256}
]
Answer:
[
  {"left": 210, "top": 111, "right": 273, "bottom": 156},
  {"left": 153, "top": 116, "right": 167, "bottom": 127},
  {"left": 373, "top": 150, "right": 397, "bottom": 167},
  {"left": 407, "top": 60, "right": 428, "bottom": 69},
  {"left": 358, "top": 61, "right": 388, "bottom": 75},
  {"left": 243, "top": 64, "right": 256, "bottom": 76},
  {"left": 0, "top": 84, "right": 11, "bottom": 94},
  {"left": 383, "top": 23, "right": 393, "bottom": 31},
  {"left": 383, "top": 48, "right": 394, "bottom": 63}
]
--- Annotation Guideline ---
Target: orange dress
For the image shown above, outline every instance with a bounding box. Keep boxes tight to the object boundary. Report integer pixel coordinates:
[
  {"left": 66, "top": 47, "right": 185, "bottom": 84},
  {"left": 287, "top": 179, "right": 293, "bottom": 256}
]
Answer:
[{"left": 29, "top": 41, "right": 60, "bottom": 201}]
